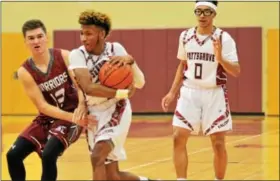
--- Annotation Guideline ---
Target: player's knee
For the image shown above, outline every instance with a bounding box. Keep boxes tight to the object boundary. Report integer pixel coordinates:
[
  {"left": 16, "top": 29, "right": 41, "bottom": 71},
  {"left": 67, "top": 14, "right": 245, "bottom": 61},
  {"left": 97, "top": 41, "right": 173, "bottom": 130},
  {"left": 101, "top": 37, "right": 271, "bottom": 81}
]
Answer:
[
  {"left": 91, "top": 153, "right": 105, "bottom": 167},
  {"left": 91, "top": 152, "right": 106, "bottom": 167},
  {"left": 173, "top": 127, "right": 190, "bottom": 148},
  {"left": 42, "top": 149, "right": 58, "bottom": 162},
  {"left": 212, "top": 139, "right": 226, "bottom": 154},
  {"left": 6, "top": 149, "right": 21, "bottom": 164},
  {"left": 91, "top": 141, "right": 113, "bottom": 167}
]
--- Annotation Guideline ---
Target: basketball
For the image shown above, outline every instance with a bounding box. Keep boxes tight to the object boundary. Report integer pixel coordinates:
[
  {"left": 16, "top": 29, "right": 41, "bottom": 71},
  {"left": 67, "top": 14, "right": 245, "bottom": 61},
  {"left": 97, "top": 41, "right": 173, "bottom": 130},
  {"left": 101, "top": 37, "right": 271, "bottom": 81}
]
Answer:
[{"left": 99, "top": 62, "right": 133, "bottom": 89}]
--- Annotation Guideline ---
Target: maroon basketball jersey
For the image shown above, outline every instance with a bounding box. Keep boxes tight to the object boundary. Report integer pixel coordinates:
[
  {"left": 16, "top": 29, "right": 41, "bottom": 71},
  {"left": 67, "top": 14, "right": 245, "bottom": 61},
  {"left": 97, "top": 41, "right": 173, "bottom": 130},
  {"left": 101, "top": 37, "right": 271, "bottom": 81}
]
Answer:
[{"left": 22, "top": 48, "right": 78, "bottom": 118}]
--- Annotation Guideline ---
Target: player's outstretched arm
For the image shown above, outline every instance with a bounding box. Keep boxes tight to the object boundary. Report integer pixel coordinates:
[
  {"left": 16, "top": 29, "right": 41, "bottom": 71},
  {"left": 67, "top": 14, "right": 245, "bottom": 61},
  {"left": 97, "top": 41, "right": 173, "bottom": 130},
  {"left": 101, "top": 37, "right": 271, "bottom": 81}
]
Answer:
[
  {"left": 17, "top": 67, "right": 82, "bottom": 124},
  {"left": 61, "top": 49, "right": 91, "bottom": 123},
  {"left": 61, "top": 49, "right": 87, "bottom": 105}
]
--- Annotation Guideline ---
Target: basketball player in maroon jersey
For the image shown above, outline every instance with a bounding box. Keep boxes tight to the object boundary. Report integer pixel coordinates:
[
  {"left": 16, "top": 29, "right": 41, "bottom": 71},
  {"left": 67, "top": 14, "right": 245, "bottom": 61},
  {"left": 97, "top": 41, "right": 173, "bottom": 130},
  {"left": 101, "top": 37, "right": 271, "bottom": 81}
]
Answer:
[
  {"left": 6, "top": 19, "right": 95, "bottom": 181},
  {"left": 162, "top": 1, "right": 240, "bottom": 180},
  {"left": 69, "top": 10, "right": 157, "bottom": 181}
]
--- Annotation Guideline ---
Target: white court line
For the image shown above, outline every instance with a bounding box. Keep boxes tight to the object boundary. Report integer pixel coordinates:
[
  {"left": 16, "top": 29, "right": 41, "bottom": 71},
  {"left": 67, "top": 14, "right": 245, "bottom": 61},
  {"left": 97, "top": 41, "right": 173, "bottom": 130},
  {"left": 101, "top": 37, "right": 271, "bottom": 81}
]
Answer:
[
  {"left": 242, "top": 169, "right": 263, "bottom": 180},
  {"left": 124, "top": 129, "right": 279, "bottom": 172}
]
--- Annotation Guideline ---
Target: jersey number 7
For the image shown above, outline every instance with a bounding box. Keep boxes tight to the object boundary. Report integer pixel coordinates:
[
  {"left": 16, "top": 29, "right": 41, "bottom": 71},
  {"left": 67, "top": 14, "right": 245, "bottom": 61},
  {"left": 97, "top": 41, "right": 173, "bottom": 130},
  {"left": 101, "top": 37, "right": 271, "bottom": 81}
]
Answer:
[{"left": 50, "top": 88, "right": 65, "bottom": 108}]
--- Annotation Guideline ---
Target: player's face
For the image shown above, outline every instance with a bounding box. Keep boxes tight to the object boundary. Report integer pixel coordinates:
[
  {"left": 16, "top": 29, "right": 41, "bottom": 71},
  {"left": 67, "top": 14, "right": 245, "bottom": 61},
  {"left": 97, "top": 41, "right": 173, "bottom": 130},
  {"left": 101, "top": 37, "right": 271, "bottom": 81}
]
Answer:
[
  {"left": 194, "top": 5, "right": 216, "bottom": 28},
  {"left": 80, "top": 25, "right": 105, "bottom": 53},
  {"left": 24, "top": 28, "right": 48, "bottom": 55}
]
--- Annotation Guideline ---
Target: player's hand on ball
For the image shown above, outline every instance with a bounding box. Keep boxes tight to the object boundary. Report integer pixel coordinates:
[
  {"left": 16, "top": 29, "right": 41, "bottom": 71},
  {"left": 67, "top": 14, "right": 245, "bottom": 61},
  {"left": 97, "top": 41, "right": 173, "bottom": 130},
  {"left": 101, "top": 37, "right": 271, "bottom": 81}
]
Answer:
[
  {"left": 109, "top": 55, "right": 134, "bottom": 67},
  {"left": 213, "top": 37, "right": 222, "bottom": 62},
  {"left": 161, "top": 92, "right": 175, "bottom": 112}
]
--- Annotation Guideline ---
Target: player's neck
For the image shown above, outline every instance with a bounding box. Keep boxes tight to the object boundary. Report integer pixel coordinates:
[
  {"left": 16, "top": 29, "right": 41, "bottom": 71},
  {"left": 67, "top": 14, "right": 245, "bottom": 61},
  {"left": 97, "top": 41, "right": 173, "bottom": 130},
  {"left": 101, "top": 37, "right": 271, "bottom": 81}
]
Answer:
[
  {"left": 32, "top": 49, "right": 50, "bottom": 65},
  {"left": 197, "top": 25, "right": 214, "bottom": 35},
  {"left": 91, "top": 43, "right": 105, "bottom": 55}
]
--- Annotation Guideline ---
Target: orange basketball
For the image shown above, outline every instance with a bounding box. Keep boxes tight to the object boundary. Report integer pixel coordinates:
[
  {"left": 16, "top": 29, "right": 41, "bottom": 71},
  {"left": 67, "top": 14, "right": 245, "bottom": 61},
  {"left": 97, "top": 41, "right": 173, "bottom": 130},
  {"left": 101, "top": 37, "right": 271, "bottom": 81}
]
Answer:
[{"left": 99, "top": 62, "right": 133, "bottom": 89}]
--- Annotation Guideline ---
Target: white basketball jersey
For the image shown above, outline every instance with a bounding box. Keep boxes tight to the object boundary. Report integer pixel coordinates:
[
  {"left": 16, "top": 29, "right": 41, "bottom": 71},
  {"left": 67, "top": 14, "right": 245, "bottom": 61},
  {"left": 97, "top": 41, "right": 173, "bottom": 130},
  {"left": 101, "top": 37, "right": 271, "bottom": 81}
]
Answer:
[
  {"left": 69, "top": 42, "right": 128, "bottom": 106},
  {"left": 177, "top": 27, "right": 239, "bottom": 89}
]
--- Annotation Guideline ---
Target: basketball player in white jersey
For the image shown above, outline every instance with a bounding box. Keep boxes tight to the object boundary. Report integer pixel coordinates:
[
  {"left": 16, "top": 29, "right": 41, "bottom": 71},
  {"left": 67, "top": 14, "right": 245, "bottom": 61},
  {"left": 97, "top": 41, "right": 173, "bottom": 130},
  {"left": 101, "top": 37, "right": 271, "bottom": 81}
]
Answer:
[
  {"left": 162, "top": 1, "right": 240, "bottom": 180},
  {"left": 68, "top": 10, "right": 156, "bottom": 181}
]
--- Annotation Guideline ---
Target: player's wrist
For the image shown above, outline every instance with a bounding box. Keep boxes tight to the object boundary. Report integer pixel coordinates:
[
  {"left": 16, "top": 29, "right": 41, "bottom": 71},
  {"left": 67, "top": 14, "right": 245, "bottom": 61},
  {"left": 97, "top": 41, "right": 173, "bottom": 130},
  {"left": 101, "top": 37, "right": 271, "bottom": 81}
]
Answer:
[
  {"left": 78, "top": 100, "right": 87, "bottom": 107},
  {"left": 69, "top": 112, "right": 75, "bottom": 123},
  {"left": 115, "top": 89, "right": 129, "bottom": 99}
]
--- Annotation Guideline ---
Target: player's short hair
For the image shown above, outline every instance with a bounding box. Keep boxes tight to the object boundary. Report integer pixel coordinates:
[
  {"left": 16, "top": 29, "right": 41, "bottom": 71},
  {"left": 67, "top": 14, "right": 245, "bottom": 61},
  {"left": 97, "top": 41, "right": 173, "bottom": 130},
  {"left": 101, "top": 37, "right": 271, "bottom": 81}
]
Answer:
[
  {"left": 195, "top": 0, "right": 218, "bottom": 7},
  {"left": 22, "top": 19, "right": 47, "bottom": 37},
  {"left": 79, "top": 10, "right": 112, "bottom": 37}
]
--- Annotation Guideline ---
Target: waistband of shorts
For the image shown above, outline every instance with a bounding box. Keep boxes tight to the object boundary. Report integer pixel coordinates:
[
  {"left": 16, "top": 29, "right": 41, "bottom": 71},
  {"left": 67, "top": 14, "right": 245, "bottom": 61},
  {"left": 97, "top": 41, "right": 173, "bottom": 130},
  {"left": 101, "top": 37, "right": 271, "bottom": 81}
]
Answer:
[
  {"left": 87, "top": 98, "right": 118, "bottom": 112},
  {"left": 182, "top": 83, "right": 223, "bottom": 90}
]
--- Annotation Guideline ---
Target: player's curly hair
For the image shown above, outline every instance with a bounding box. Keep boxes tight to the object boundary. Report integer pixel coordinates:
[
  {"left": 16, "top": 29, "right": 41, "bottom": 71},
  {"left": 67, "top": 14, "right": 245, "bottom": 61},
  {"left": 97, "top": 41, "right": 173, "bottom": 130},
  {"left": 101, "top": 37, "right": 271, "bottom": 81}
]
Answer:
[{"left": 79, "top": 10, "right": 112, "bottom": 37}]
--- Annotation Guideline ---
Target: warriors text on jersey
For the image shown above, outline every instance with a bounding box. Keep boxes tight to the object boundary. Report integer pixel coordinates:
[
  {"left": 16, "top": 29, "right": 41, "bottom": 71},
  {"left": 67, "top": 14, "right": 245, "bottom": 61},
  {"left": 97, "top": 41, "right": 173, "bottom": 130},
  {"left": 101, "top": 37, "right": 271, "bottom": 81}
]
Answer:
[{"left": 22, "top": 48, "right": 78, "bottom": 117}]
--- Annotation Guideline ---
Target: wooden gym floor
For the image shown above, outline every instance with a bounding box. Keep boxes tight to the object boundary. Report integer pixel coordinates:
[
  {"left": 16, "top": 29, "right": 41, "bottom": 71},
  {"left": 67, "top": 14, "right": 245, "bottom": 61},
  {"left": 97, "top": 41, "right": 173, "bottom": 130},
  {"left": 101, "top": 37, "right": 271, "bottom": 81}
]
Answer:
[{"left": 1, "top": 115, "right": 279, "bottom": 180}]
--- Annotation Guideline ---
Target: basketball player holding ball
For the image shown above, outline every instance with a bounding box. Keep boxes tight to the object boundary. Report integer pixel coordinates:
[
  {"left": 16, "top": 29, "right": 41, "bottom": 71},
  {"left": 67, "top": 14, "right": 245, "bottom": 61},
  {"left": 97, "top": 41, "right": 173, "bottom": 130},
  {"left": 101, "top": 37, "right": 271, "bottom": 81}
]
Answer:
[{"left": 69, "top": 10, "right": 155, "bottom": 181}]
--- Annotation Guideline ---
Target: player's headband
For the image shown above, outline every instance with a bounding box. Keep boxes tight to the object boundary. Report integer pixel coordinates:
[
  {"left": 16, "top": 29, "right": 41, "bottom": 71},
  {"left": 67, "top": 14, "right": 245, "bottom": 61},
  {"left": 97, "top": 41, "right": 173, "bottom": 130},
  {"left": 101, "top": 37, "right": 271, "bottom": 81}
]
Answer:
[{"left": 195, "top": 1, "right": 217, "bottom": 12}]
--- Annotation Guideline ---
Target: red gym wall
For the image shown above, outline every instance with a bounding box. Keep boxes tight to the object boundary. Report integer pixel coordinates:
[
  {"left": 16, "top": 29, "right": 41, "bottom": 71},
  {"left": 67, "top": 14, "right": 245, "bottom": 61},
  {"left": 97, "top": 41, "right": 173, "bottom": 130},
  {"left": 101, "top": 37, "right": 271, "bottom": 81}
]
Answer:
[{"left": 53, "top": 27, "right": 262, "bottom": 114}]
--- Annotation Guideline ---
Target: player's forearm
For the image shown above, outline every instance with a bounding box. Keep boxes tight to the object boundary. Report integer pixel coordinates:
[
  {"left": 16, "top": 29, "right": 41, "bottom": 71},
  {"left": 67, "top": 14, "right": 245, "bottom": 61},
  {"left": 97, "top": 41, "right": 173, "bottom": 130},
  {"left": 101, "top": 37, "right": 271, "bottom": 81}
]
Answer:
[
  {"left": 169, "top": 61, "right": 185, "bottom": 95},
  {"left": 84, "top": 83, "right": 117, "bottom": 98},
  {"left": 38, "top": 103, "right": 73, "bottom": 122},
  {"left": 219, "top": 59, "right": 240, "bottom": 77},
  {"left": 77, "top": 88, "right": 86, "bottom": 105},
  {"left": 131, "top": 63, "right": 145, "bottom": 89}
]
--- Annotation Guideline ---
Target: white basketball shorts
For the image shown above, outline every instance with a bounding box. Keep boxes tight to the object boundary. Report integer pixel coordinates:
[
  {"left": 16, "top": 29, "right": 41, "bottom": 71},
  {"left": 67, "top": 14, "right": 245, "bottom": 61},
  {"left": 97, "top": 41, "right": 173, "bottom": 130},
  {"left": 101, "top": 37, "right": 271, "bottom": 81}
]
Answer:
[
  {"left": 86, "top": 99, "right": 132, "bottom": 164},
  {"left": 173, "top": 85, "right": 232, "bottom": 136}
]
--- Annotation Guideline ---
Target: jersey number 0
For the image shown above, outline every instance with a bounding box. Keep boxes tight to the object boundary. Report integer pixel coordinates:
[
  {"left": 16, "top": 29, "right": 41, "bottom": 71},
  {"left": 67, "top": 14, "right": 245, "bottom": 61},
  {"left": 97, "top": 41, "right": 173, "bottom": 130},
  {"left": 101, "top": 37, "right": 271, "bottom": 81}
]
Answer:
[{"left": 194, "top": 63, "right": 202, "bottom": 79}]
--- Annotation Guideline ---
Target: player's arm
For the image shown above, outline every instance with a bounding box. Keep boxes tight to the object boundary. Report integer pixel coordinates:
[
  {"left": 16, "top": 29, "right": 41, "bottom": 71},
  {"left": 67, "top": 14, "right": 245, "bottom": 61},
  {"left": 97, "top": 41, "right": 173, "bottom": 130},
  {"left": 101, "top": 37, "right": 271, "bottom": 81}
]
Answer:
[
  {"left": 69, "top": 50, "right": 128, "bottom": 99},
  {"left": 167, "top": 31, "right": 187, "bottom": 96},
  {"left": 75, "top": 68, "right": 117, "bottom": 98},
  {"left": 110, "top": 42, "right": 145, "bottom": 89},
  {"left": 61, "top": 49, "right": 86, "bottom": 105},
  {"left": 168, "top": 60, "right": 186, "bottom": 95},
  {"left": 17, "top": 67, "right": 74, "bottom": 122},
  {"left": 215, "top": 34, "right": 241, "bottom": 77},
  {"left": 161, "top": 31, "right": 186, "bottom": 111}
]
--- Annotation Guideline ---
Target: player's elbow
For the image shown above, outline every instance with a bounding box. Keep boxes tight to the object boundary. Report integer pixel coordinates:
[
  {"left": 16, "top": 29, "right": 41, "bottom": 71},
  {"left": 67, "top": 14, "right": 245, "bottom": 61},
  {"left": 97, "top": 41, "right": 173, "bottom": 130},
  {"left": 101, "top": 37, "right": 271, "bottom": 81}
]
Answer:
[
  {"left": 83, "top": 84, "right": 94, "bottom": 95},
  {"left": 37, "top": 102, "right": 48, "bottom": 114},
  {"left": 134, "top": 78, "right": 145, "bottom": 89},
  {"left": 232, "top": 66, "right": 241, "bottom": 77}
]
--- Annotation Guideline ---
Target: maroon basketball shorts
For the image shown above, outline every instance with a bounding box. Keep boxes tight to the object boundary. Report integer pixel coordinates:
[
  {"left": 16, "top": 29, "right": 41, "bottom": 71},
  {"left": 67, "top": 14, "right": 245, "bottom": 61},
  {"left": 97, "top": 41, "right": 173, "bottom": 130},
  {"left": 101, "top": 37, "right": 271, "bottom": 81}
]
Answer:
[{"left": 20, "top": 117, "right": 83, "bottom": 156}]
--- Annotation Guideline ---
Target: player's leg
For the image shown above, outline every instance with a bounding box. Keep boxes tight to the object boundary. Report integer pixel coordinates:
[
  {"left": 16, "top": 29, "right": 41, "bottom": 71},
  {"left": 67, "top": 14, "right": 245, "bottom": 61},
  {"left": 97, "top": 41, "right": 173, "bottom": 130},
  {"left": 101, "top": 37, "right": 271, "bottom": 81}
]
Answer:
[
  {"left": 91, "top": 100, "right": 131, "bottom": 180},
  {"left": 210, "top": 131, "right": 227, "bottom": 180},
  {"left": 104, "top": 100, "right": 154, "bottom": 181},
  {"left": 172, "top": 87, "right": 202, "bottom": 180},
  {"left": 172, "top": 126, "right": 191, "bottom": 180},
  {"left": 91, "top": 139, "right": 114, "bottom": 180},
  {"left": 6, "top": 136, "right": 36, "bottom": 181},
  {"left": 202, "top": 86, "right": 232, "bottom": 180},
  {"left": 40, "top": 136, "right": 65, "bottom": 181},
  {"left": 41, "top": 122, "right": 83, "bottom": 181}
]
